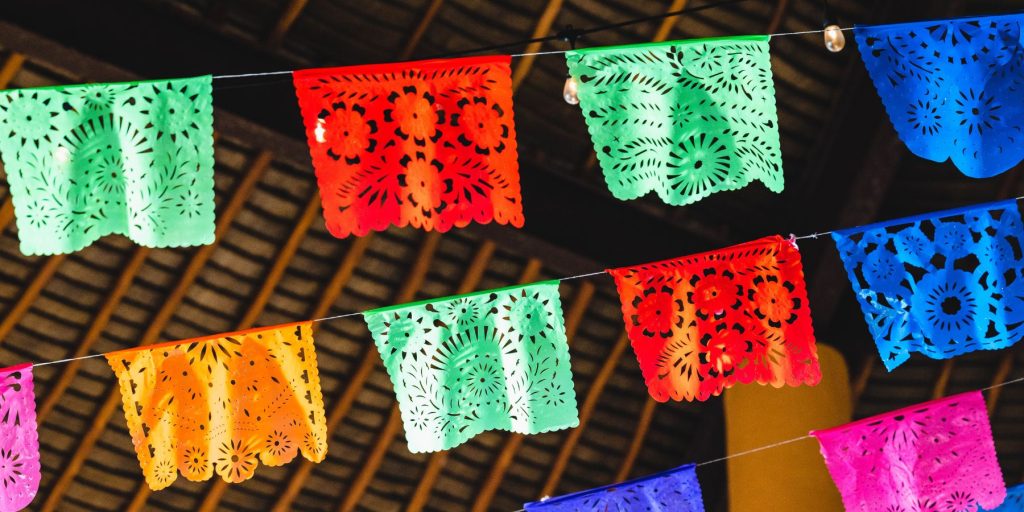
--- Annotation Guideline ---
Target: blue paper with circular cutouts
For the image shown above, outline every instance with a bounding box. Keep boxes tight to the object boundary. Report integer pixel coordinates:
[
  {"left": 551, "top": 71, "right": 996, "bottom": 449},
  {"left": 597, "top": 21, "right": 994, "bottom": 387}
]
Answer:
[
  {"left": 855, "top": 14, "right": 1024, "bottom": 177},
  {"left": 833, "top": 199, "right": 1024, "bottom": 371}
]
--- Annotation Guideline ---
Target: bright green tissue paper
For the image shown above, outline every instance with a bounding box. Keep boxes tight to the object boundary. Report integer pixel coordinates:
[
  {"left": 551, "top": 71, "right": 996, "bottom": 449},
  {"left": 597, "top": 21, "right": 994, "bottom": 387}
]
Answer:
[
  {"left": 0, "top": 76, "right": 215, "bottom": 255},
  {"left": 364, "top": 281, "right": 580, "bottom": 453},
  {"left": 566, "top": 36, "right": 784, "bottom": 206}
]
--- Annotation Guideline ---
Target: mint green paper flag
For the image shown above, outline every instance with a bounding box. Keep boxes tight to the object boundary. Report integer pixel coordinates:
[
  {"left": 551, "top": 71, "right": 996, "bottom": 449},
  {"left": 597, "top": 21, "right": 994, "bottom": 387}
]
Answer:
[
  {"left": 566, "top": 36, "right": 783, "bottom": 206},
  {"left": 364, "top": 281, "right": 580, "bottom": 453},
  {"left": 0, "top": 76, "right": 215, "bottom": 255}
]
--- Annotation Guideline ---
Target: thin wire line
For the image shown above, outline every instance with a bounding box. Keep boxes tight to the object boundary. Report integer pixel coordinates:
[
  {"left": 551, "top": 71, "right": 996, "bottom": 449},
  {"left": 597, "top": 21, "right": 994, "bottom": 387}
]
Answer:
[{"left": 210, "top": 26, "right": 854, "bottom": 80}]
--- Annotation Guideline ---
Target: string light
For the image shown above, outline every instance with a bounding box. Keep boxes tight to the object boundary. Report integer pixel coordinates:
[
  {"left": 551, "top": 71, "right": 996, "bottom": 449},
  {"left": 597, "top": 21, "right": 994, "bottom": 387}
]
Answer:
[
  {"left": 821, "top": 0, "right": 845, "bottom": 52},
  {"left": 823, "top": 24, "right": 846, "bottom": 52},
  {"left": 562, "top": 75, "right": 579, "bottom": 105}
]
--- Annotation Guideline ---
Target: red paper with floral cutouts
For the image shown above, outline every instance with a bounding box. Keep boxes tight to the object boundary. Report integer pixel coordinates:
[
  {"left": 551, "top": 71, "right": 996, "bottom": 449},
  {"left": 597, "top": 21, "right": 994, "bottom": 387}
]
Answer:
[
  {"left": 609, "top": 235, "right": 820, "bottom": 402},
  {"left": 293, "top": 55, "right": 524, "bottom": 238}
]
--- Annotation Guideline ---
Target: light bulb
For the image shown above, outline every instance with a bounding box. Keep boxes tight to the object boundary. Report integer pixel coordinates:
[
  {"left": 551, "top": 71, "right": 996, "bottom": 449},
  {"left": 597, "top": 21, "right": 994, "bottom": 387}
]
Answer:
[
  {"left": 823, "top": 24, "right": 845, "bottom": 52},
  {"left": 314, "top": 118, "right": 326, "bottom": 143},
  {"left": 562, "top": 75, "right": 579, "bottom": 105}
]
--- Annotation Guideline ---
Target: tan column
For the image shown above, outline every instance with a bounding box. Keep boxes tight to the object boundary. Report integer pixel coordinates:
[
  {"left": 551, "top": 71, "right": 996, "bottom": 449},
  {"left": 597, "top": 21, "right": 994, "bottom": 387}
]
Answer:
[{"left": 724, "top": 344, "right": 850, "bottom": 512}]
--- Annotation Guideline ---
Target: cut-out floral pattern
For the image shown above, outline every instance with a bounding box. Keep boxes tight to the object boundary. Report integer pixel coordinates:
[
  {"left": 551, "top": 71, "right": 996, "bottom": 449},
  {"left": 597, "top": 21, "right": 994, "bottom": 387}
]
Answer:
[
  {"left": 105, "top": 322, "right": 327, "bottom": 490},
  {"left": 364, "top": 281, "right": 578, "bottom": 452},
  {"left": 293, "top": 56, "right": 524, "bottom": 238},
  {"left": 0, "top": 76, "right": 215, "bottom": 255},
  {"left": 609, "top": 235, "right": 819, "bottom": 402}
]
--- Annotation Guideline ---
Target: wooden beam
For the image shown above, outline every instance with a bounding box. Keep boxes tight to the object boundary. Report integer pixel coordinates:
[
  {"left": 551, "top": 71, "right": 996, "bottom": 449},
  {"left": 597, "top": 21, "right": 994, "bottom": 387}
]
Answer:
[
  {"left": 335, "top": 242, "right": 504, "bottom": 511},
  {"left": 986, "top": 351, "right": 1016, "bottom": 416},
  {"left": 135, "top": 192, "right": 324, "bottom": 512},
  {"left": 850, "top": 355, "right": 875, "bottom": 409},
  {"left": 538, "top": 331, "right": 631, "bottom": 498},
  {"left": 931, "top": 359, "right": 955, "bottom": 399},
  {"left": 398, "top": 0, "right": 445, "bottom": 60},
  {"left": 271, "top": 232, "right": 443, "bottom": 511},
  {"left": 407, "top": 259, "right": 579, "bottom": 511},
  {"left": 467, "top": 281, "right": 596, "bottom": 512},
  {"left": 614, "top": 396, "right": 657, "bottom": 481},
  {"left": 36, "top": 247, "right": 149, "bottom": 423},
  {"left": 0, "top": 254, "right": 65, "bottom": 346},
  {"left": 39, "top": 150, "right": 272, "bottom": 512},
  {"left": 0, "top": 52, "right": 25, "bottom": 88},
  {"left": 267, "top": 0, "right": 310, "bottom": 48},
  {"left": 765, "top": 0, "right": 791, "bottom": 34},
  {"left": 511, "top": 0, "right": 564, "bottom": 90},
  {"left": 0, "top": 198, "right": 13, "bottom": 232},
  {"left": 652, "top": 0, "right": 688, "bottom": 42}
]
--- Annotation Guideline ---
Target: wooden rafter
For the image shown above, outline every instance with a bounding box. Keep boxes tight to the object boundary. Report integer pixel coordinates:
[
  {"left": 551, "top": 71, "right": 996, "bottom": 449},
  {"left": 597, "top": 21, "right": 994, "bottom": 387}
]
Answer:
[
  {"left": 39, "top": 150, "right": 273, "bottom": 512},
  {"left": 0, "top": 254, "right": 66, "bottom": 346},
  {"left": 538, "top": 331, "right": 631, "bottom": 498},
  {"left": 0, "top": 51, "right": 25, "bottom": 88},
  {"left": 267, "top": 0, "right": 310, "bottom": 48},
  {"left": 335, "top": 242, "right": 507, "bottom": 511},
  {"left": 614, "top": 396, "right": 657, "bottom": 481},
  {"left": 850, "top": 355, "right": 875, "bottom": 409},
  {"left": 398, "top": 0, "right": 445, "bottom": 60},
  {"left": 36, "top": 247, "right": 149, "bottom": 422},
  {"left": 467, "top": 281, "right": 596, "bottom": 512},
  {"left": 130, "top": 192, "right": 325, "bottom": 511},
  {"left": 0, "top": 198, "right": 13, "bottom": 232},
  {"left": 271, "top": 232, "right": 443, "bottom": 511},
  {"left": 511, "top": 0, "right": 565, "bottom": 90},
  {"left": 765, "top": 0, "right": 791, "bottom": 34},
  {"left": 652, "top": 0, "right": 688, "bottom": 42}
]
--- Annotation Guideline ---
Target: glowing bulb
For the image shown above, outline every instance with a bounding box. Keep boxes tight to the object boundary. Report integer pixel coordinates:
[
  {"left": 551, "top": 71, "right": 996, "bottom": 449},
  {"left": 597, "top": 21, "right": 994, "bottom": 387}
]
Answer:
[
  {"left": 562, "top": 75, "right": 579, "bottom": 105},
  {"left": 54, "top": 146, "right": 70, "bottom": 163},
  {"left": 314, "top": 119, "right": 326, "bottom": 143},
  {"left": 823, "top": 24, "right": 845, "bottom": 52}
]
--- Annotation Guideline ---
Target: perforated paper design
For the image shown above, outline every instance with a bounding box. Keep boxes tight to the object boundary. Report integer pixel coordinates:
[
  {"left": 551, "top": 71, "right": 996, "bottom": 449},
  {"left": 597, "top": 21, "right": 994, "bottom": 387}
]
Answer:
[
  {"left": 364, "top": 281, "right": 579, "bottom": 452},
  {"left": 106, "top": 322, "right": 327, "bottom": 490},
  {"left": 566, "top": 36, "right": 783, "bottom": 206}
]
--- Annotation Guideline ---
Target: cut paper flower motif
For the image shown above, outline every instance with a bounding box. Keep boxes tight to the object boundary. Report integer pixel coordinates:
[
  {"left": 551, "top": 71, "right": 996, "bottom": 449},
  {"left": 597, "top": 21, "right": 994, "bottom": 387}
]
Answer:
[
  {"left": 609, "top": 235, "right": 820, "bottom": 402},
  {"left": 855, "top": 14, "right": 1024, "bottom": 177},
  {"left": 0, "top": 364, "right": 40, "bottom": 512},
  {"left": 0, "top": 76, "right": 216, "bottom": 255},
  {"left": 832, "top": 199, "right": 1024, "bottom": 371},
  {"left": 364, "top": 281, "right": 579, "bottom": 453},
  {"left": 981, "top": 483, "right": 1024, "bottom": 511},
  {"left": 812, "top": 391, "right": 1005, "bottom": 512},
  {"left": 105, "top": 322, "right": 327, "bottom": 490},
  {"left": 565, "top": 36, "right": 783, "bottom": 206},
  {"left": 293, "top": 55, "right": 524, "bottom": 238},
  {"left": 524, "top": 464, "right": 704, "bottom": 511}
]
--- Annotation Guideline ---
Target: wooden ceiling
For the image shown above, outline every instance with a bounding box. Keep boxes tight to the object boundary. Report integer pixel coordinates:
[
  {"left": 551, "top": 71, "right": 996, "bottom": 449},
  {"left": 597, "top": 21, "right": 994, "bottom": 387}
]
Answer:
[{"left": 1, "top": 0, "right": 1024, "bottom": 510}]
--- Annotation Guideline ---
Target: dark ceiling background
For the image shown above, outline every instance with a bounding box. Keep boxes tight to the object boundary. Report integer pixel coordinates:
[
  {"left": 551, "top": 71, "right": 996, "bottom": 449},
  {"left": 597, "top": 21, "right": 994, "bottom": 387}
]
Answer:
[{"left": 1, "top": 0, "right": 1024, "bottom": 511}]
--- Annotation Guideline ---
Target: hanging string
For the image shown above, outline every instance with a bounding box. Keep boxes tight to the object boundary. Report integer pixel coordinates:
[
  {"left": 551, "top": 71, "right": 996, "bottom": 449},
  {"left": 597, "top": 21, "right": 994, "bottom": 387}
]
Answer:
[{"left": 26, "top": 195, "right": 1024, "bottom": 369}]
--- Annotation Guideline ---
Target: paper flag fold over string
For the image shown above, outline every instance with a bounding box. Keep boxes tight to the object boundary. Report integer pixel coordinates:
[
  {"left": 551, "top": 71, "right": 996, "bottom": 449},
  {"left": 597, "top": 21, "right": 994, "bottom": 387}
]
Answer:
[
  {"left": 812, "top": 391, "right": 1005, "bottom": 512},
  {"left": 364, "top": 281, "right": 579, "bottom": 453},
  {"left": 981, "top": 483, "right": 1024, "bottom": 511},
  {"left": 855, "top": 14, "right": 1024, "bottom": 177},
  {"left": 0, "top": 76, "right": 216, "bottom": 255},
  {"left": 105, "top": 322, "right": 327, "bottom": 490},
  {"left": 833, "top": 199, "right": 1024, "bottom": 371},
  {"left": 523, "top": 464, "right": 704, "bottom": 511},
  {"left": 293, "top": 55, "right": 524, "bottom": 238},
  {"left": 565, "top": 36, "right": 783, "bottom": 206},
  {"left": 609, "top": 235, "right": 820, "bottom": 402},
  {"left": 0, "top": 364, "right": 40, "bottom": 512}
]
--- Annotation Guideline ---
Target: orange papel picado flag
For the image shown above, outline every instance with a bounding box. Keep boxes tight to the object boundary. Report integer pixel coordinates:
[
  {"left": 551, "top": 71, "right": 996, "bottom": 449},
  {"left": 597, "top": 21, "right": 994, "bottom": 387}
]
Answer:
[{"left": 106, "top": 321, "right": 327, "bottom": 490}]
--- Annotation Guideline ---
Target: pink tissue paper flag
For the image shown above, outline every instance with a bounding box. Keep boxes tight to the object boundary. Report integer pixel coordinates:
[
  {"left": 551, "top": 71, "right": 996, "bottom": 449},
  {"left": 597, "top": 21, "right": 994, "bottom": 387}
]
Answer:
[
  {"left": 0, "top": 364, "right": 40, "bottom": 512},
  {"left": 812, "top": 391, "right": 1005, "bottom": 512}
]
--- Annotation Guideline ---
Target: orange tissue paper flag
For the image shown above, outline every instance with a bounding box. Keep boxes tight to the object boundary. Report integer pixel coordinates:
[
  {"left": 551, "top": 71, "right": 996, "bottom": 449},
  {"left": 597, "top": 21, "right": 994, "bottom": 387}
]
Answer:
[
  {"left": 293, "top": 55, "right": 525, "bottom": 238},
  {"left": 105, "top": 321, "right": 327, "bottom": 490}
]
